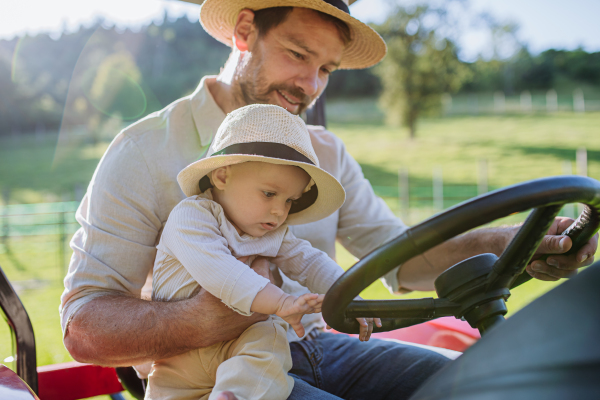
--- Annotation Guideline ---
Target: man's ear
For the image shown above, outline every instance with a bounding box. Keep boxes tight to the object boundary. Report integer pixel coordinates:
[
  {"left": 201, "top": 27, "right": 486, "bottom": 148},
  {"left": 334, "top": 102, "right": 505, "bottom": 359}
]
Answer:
[
  {"left": 211, "top": 167, "right": 230, "bottom": 190},
  {"left": 233, "top": 9, "right": 257, "bottom": 52}
]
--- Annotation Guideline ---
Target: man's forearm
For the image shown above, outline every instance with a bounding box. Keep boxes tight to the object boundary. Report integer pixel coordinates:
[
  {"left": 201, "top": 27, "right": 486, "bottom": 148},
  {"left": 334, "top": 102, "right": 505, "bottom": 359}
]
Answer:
[
  {"left": 64, "top": 291, "right": 266, "bottom": 366},
  {"left": 398, "top": 226, "right": 518, "bottom": 291}
]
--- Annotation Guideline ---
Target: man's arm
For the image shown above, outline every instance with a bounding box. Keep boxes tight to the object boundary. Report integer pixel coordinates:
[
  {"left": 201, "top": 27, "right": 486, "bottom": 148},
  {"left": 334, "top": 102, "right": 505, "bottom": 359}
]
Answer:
[
  {"left": 65, "top": 258, "right": 271, "bottom": 366},
  {"left": 398, "top": 217, "right": 598, "bottom": 291}
]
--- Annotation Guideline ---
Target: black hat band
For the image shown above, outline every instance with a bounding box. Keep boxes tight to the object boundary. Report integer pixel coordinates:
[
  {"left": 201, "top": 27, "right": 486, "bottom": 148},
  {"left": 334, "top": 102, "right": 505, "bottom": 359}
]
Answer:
[{"left": 198, "top": 142, "right": 319, "bottom": 215}]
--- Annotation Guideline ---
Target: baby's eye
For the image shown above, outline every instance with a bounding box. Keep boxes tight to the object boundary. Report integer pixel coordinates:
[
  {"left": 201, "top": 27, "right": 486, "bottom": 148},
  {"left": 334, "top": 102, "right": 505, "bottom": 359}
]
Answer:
[
  {"left": 263, "top": 191, "right": 276, "bottom": 198},
  {"left": 286, "top": 198, "right": 298, "bottom": 204}
]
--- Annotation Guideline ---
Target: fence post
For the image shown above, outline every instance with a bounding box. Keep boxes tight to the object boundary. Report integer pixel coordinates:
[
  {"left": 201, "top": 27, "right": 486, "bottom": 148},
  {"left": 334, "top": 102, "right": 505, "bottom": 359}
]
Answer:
[
  {"left": 59, "top": 193, "right": 71, "bottom": 277},
  {"left": 478, "top": 159, "right": 488, "bottom": 196},
  {"left": 576, "top": 148, "right": 587, "bottom": 216},
  {"left": 577, "top": 147, "right": 588, "bottom": 177},
  {"left": 74, "top": 183, "right": 85, "bottom": 203},
  {"left": 399, "top": 168, "right": 410, "bottom": 224},
  {"left": 2, "top": 189, "right": 9, "bottom": 244},
  {"left": 469, "top": 94, "right": 479, "bottom": 115},
  {"left": 433, "top": 167, "right": 443, "bottom": 212},
  {"left": 546, "top": 89, "right": 558, "bottom": 113},
  {"left": 442, "top": 93, "right": 453, "bottom": 116},
  {"left": 520, "top": 90, "right": 532, "bottom": 113},
  {"left": 494, "top": 91, "right": 505, "bottom": 114},
  {"left": 59, "top": 208, "right": 66, "bottom": 277},
  {"left": 573, "top": 88, "right": 585, "bottom": 113},
  {"left": 562, "top": 161, "right": 575, "bottom": 219}
]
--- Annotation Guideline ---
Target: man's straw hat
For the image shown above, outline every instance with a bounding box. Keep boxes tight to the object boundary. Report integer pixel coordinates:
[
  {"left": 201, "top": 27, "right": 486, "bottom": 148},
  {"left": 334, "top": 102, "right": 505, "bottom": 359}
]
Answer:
[
  {"left": 198, "top": 0, "right": 387, "bottom": 69},
  {"left": 177, "top": 104, "right": 346, "bottom": 225}
]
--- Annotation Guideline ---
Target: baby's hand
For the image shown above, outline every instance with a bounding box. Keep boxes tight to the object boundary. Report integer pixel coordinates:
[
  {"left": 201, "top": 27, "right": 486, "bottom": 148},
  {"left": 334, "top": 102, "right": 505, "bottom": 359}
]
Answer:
[{"left": 276, "top": 293, "right": 324, "bottom": 337}]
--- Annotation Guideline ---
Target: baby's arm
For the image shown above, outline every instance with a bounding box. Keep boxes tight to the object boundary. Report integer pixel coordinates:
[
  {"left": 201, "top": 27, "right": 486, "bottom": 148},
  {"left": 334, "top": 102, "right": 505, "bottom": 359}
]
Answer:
[
  {"left": 274, "top": 228, "right": 381, "bottom": 341},
  {"left": 251, "top": 283, "right": 324, "bottom": 337}
]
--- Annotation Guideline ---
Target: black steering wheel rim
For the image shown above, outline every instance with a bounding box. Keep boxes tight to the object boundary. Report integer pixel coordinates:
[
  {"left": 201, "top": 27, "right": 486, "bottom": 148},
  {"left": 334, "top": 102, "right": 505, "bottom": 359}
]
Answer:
[{"left": 322, "top": 176, "right": 600, "bottom": 334}]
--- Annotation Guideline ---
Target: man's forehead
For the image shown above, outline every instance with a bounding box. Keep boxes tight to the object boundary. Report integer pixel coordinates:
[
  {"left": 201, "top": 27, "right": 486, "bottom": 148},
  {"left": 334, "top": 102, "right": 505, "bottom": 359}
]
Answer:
[{"left": 268, "top": 10, "right": 345, "bottom": 65}]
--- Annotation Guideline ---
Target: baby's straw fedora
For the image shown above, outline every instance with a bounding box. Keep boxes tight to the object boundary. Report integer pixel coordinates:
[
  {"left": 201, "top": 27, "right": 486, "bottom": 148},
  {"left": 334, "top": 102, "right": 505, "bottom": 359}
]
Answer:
[
  {"left": 177, "top": 104, "right": 346, "bottom": 225},
  {"left": 199, "top": 0, "right": 387, "bottom": 70}
]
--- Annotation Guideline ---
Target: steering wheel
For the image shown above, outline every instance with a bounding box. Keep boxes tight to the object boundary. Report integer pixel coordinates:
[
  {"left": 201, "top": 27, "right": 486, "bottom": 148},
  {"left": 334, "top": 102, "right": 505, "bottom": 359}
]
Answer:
[{"left": 322, "top": 176, "right": 600, "bottom": 336}]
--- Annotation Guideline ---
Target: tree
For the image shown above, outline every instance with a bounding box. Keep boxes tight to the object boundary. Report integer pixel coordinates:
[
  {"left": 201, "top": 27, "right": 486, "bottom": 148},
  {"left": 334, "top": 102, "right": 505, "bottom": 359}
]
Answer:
[{"left": 375, "top": 4, "right": 471, "bottom": 138}]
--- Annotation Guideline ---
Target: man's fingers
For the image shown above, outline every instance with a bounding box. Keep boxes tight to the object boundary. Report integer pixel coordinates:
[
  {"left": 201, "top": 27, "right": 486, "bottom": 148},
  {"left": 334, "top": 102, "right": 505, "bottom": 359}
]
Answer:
[
  {"left": 574, "top": 236, "right": 598, "bottom": 263},
  {"left": 527, "top": 263, "right": 574, "bottom": 281},
  {"left": 544, "top": 254, "right": 594, "bottom": 271},
  {"left": 375, "top": 318, "right": 382, "bottom": 328},
  {"left": 249, "top": 257, "right": 270, "bottom": 279},
  {"left": 526, "top": 267, "right": 560, "bottom": 281}
]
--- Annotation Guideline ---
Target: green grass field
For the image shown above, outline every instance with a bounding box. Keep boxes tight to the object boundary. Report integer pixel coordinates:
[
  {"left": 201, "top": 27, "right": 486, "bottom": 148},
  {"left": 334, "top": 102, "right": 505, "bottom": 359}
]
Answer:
[{"left": 1, "top": 107, "right": 599, "bottom": 398}]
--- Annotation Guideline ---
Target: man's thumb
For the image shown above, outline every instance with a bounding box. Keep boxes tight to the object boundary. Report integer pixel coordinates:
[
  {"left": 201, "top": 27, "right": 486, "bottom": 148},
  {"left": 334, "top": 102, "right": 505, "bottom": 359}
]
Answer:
[{"left": 537, "top": 235, "right": 571, "bottom": 255}]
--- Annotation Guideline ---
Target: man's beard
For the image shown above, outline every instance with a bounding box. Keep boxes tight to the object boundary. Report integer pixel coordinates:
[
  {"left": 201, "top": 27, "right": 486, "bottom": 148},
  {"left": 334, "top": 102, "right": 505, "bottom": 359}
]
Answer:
[{"left": 236, "top": 53, "right": 314, "bottom": 115}]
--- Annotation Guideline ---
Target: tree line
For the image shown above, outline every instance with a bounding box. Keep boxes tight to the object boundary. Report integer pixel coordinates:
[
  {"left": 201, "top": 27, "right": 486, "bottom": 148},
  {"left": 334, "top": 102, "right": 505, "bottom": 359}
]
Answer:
[{"left": 1, "top": 11, "right": 599, "bottom": 137}]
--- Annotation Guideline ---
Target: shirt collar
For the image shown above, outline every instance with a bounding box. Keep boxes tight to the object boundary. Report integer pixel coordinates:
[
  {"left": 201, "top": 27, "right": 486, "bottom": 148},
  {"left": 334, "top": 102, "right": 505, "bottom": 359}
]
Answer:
[{"left": 190, "top": 76, "right": 227, "bottom": 147}]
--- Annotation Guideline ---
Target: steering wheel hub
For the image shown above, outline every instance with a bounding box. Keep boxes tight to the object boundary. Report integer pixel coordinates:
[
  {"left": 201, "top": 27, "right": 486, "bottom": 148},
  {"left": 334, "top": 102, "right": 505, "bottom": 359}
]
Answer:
[{"left": 434, "top": 253, "right": 497, "bottom": 298}]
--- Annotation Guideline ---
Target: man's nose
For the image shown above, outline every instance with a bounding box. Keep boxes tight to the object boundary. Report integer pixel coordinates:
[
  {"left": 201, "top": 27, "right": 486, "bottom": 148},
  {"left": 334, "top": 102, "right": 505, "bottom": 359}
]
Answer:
[{"left": 295, "top": 67, "right": 320, "bottom": 98}]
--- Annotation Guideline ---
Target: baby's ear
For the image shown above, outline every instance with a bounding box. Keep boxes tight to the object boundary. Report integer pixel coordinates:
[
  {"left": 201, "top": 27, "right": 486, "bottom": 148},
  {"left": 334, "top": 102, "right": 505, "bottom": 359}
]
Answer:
[{"left": 211, "top": 167, "right": 230, "bottom": 190}]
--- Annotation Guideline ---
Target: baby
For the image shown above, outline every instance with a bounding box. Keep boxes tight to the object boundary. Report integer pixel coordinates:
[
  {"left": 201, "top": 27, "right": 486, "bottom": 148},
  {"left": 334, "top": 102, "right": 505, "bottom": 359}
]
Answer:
[{"left": 146, "top": 104, "right": 380, "bottom": 400}]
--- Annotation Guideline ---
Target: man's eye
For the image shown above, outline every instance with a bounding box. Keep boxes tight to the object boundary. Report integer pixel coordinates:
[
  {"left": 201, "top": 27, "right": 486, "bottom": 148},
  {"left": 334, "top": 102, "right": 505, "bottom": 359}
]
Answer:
[
  {"left": 263, "top": 191, "right": 275, "bottom": 198},
  {"left": 291, "top": 50, "right": 303, "bottom": 60},
  {"left": 321, "top": 67, "right": 332, "bottom": 75}
]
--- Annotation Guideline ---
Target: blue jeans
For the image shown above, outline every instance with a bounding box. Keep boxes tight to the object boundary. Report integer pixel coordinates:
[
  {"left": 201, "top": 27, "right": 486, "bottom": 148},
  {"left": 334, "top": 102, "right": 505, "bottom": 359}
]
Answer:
[{"left": 287, "top": 332, "right": 450, "bottom": 400}]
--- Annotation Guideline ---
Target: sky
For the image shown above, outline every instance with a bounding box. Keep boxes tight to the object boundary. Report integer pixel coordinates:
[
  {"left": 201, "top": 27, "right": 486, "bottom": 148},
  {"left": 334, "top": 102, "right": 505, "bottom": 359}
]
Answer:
[{"left": 2, "top": 0, "right": 600, "bottom": 61}]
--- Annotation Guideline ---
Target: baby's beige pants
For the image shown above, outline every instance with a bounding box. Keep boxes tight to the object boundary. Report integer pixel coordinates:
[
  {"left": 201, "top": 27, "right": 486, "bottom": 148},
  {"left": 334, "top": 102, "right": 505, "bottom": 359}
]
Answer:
[{"left": 145, "top": 316, "right": 294, "bottom": 400}]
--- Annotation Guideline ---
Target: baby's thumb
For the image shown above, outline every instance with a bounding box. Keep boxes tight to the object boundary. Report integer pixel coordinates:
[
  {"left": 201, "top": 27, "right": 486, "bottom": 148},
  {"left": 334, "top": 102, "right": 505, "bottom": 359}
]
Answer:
[{"left": 293, "top": 323, "right": 306, "bottom": 338}]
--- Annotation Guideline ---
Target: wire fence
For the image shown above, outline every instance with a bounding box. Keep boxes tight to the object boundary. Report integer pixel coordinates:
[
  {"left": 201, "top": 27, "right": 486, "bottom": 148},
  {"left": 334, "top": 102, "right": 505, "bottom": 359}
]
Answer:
[
  {"left": 0, "top": 181, "right": 582, "bottom": 279},
  {"left": 444, "top": 89, "right": 600, "bottom": 115},
  {"left": 0, "top": 148, "right": 590, "bottom": 280},
  {"left": 1, "top": 202, "right": 79, "bottom": 278}
]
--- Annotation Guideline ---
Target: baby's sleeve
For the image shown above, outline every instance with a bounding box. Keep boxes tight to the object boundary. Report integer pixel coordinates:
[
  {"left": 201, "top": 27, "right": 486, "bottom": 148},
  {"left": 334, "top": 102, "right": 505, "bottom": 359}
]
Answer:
[
  {"left": 273, "top": 228, "right": 345, "bottom": 294},
  {"left": 158, "top": 198, "right": 270, "bottom": 315}
]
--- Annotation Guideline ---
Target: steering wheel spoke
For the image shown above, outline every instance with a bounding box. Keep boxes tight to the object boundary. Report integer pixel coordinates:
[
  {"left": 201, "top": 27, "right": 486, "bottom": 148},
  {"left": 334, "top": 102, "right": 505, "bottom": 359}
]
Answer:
[
  {"left": 345, "top": 298, "right": 460, "bottom": 319},
  {"left": 486, "top": 205, "right": 563, "bottom": 291}
]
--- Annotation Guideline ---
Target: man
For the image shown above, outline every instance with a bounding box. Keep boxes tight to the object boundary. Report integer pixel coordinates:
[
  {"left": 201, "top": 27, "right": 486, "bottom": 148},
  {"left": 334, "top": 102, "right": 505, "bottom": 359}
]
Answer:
[{"left": 61, "top": 1, "right": 597, "bottom": 399}]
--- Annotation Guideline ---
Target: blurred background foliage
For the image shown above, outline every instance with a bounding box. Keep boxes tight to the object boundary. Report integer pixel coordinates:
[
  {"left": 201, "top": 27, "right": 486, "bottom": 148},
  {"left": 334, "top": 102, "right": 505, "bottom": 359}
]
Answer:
[{"left": 1, "top": 10, "right": 600, "bottom": 138}]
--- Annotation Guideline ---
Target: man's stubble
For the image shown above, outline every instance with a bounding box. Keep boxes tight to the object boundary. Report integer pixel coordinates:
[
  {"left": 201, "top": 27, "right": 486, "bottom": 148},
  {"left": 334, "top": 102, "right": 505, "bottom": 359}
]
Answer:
[{"left": 234, "top": 47, "right": 316, "bottom": 115}]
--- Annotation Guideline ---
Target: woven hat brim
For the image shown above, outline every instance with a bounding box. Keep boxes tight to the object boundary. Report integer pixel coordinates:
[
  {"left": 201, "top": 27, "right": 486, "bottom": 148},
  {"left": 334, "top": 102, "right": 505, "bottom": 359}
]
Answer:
[
  {"left": 199, "top": 0, "right": 387, "bottom": 70},
  {"left": 177, "top": 155, "right": 346, "bottom": 225}
]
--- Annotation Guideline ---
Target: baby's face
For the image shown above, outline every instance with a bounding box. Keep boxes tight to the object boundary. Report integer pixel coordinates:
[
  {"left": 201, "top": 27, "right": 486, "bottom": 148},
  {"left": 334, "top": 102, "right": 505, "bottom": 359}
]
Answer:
[{"left": 212, "top": 162, "right": 311, "bottom": 237}]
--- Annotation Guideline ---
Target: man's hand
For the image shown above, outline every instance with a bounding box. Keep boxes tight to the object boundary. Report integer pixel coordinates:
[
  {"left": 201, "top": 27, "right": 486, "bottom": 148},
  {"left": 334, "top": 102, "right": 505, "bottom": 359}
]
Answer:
[
  {"left": 189, "top": 257, "right": 273, "bottom": 342},
  {"left": 528, "top": 217, "right": 598, "bottom": 281},
  {"left": 65, "top": 257, "right": 274, "bottom": 365}
]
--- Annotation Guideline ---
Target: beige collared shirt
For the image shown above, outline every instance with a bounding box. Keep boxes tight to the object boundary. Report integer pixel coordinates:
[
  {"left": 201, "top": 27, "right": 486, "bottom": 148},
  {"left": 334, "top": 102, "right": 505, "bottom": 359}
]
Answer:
[
  {"left": 153, "top": 191, "right": 345, "bottom": 320},
  {"left": 60, "top": 76, "right": 407, "bottom": 341}
]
